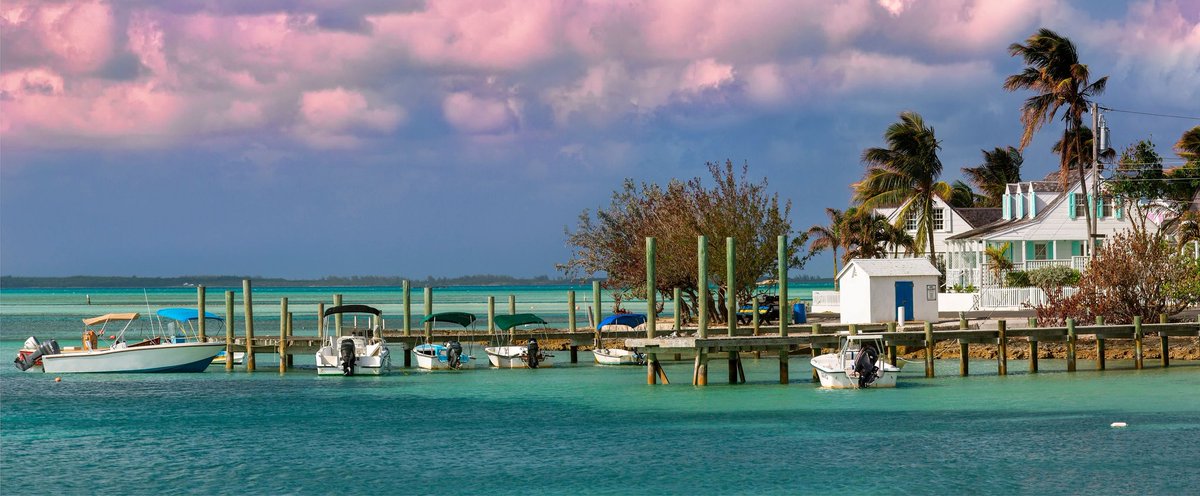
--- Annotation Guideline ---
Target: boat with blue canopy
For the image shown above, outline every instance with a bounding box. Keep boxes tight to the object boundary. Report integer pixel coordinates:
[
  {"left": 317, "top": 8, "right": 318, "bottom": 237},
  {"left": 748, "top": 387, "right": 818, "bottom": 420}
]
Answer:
[
  {"left": 154, "top": 307, "right": 242, "bottom": 364},
  {"left": 593, "top": 313, "right": 646, "bottom": 365},
  {"left": 485, "top": 313, "right": 554, "bottom": 368},
  {"left": 413, "top": 312, "right": 477, "bottom": 370}
]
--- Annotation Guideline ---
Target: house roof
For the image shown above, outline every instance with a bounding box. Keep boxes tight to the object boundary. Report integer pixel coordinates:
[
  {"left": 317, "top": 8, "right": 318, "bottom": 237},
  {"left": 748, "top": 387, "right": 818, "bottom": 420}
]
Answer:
[
  {"left": 954, "top": 208, "right": 1002, "bottom": 228},
  {"left": 947, "top": 169, "right": 1097, "bottom": 241},
  {"left": 836, "top": 258, "right": 941, "bottom": 280}
]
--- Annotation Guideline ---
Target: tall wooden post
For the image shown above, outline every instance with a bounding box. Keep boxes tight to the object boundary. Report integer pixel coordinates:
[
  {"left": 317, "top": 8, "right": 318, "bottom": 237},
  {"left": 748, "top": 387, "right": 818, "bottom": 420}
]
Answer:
[
  {"left": 333, "top": 294, "right": 343, "bottom": 337},
  {"left": 924, "top": 322, "right": 935, "bottom": 378},
  {"left": 488, "top": 296, "right": 496, "bottom": 333},
  {"left": 997, "top": 320, "right": 1008, "bottom": 376},
  {"left": 508, "top": 295, "right": 516, "bottom": 315},
  {"left": 1096, "top": 316, "right": 1105, "bottom": 370},
  {"left": 402, "top": 280, "right": 411, "bottom": 337},
  {"left": 279, "top": 297, "right": 288, "bottom": 373},
  {"left": 1028, "top": 318, "right": 1038, "bottom": 373},
  {"left": 568, "top": 290, "right": 577, "bottom": 332},
  {"left": 752, "top": 298, "right": 760, "bottom": 335},
  {"left": 1066, "top": 318, "right": 1077, "bottom": 372},
  {"left": 1133, "top": 316, "right": 1144, "bottom": 370},
  {"left": 197, "top": 285, "right": 207, "bottom": 341},
  {"left": 697, "top": 236, "right": 708, "bottom": 339},
  {"left": 286, "top": 312, "right": 294, "bottom": 367},
  {"left": 646, "top": 237, "right": 659, "bottom": 384},
  {"left": 243, "top": 279, "right": 255, "bottom": 372},
  {"left": 726, "top": 237, "right": 736, "bottom": 337},
  {"left": 957, "top": 317, "right": 968, "bottom": 377},
  {"left": 317, "top": 303, "right": 325, "bottom": 339},
  {"left": 423, "top": 286, "right": 433, "bottom": 343},
  {"left": 1159, "top": 313, "right": 1169, "bottom": 367},
  {"left": 811, "top": 323, "right": 822, "bottom": 381},
  {"left": 886, "top": 322, "right": 897, "bottom": 366},
  {"left": 592, "top": 281, "right": 602, "bottom": 331},
  {"left": 778, "top": 235, "right": 789, "bottom": 337},
  {"left": 224, "top": 290, "right": 234, "bottom": 372},
  {"left": 673, "top": 288, "right": 681, "bottom": 330}
]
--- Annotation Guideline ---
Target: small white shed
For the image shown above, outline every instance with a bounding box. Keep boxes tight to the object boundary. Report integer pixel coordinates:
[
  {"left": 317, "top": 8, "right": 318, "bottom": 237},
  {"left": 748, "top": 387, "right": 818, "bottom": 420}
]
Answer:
[{"left": 836, "top": 258, "right": 941, "bottom": 324}]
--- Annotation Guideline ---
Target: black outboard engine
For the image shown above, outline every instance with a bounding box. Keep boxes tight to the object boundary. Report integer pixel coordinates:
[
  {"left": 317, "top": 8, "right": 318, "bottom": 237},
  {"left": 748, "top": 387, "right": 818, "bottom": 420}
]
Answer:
[
  {"left": 339, "top": 339, "right": 358, "bottom": 376},
  {"left": 446, "top": 340, "right": 463, "bottom": 369},
  {"left": 525, "top": 338, "right": 540, "bottom": 369},
  {"left": 13, "top": 338, "right": 59, "bottom": 372},
  {"left": 853, "top": 342, "right": 881, "bottom": 388}
]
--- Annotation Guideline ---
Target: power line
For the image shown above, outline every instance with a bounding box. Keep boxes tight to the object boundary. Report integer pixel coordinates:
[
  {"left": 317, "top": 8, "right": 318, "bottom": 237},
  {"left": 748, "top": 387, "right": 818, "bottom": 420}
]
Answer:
[{"left": 1098, "top": 106, "right": 1200, "bottom": 121}]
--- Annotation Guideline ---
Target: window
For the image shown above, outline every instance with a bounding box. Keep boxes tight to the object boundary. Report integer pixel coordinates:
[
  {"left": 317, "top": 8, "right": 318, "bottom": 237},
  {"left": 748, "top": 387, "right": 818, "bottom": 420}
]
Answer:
[
  {"left": 1074, "top": 194, "right": 1088, "bottom": 218},
  {"left": 1101, "top": 196, "right": 1115, "bottom": 218},
  {"left": 905, "top": 207, "right": 945, "bottom": 232},
  {"left": 1034, "top": 242, "right": 1049, "bottom": 260}
]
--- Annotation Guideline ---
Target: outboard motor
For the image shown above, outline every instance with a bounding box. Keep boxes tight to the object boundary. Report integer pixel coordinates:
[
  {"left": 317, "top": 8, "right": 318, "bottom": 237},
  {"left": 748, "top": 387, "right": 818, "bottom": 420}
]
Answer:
[
  {"left": 13, "top": 338, "right": 58, "bottom": 372},
  {"left": 853, "top": 342, "right": 881, "bottom": 388},
  {"left": 446, "top": 340, "right": 463, "bottom": 369},
  {"left": 525, "top": 338, "right": 540, "bottom": 369},
  {"left": 339, "top": 338, "right": 358, "bottom": 376}
]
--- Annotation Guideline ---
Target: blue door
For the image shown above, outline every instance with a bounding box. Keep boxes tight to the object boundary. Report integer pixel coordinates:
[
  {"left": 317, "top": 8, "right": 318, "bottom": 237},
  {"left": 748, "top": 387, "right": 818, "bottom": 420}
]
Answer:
[{"left": 895, "top": 281, "right": 914, "bottom": 321}]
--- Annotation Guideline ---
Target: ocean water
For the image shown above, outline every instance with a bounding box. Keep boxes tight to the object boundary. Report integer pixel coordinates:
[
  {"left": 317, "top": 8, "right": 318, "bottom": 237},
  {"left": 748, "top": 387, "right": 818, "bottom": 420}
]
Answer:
[{"left": 2, "top": 286, "right": 1199, "bottom": 495}]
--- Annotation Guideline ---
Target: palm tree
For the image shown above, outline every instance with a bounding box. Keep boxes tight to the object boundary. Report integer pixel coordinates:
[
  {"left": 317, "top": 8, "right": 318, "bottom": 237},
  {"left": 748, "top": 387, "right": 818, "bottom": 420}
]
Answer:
[
  {"left": 984, "top": 242, "right": 1013, "bottom": 286},
  {"left": 855, "top": 111, "right": 950, "bottom": 264},
  {"left": 843, "top": 210, "right": 891, "bottom": 261},
  {"left": 806, "top": 208, "right": 848, "bottom": 289},
  {"left": 1051, "top": 125, "right": 1114, "bottom": 169},
  {"left": 1005, "top": 28, "right": 1107, "bottom": 241},
  {"left": 1177, "top": 126, "right": 1200, "bottom": 163},
  {"left": 962, "top": 146, "right": 1023, "bottom": 207},
  {"left": 947, "top": 180, "right": 984, "bottom": 208}
]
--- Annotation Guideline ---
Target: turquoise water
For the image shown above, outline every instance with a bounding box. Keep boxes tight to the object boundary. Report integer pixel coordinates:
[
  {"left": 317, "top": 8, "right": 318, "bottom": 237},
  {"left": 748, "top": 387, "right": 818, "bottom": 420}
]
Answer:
[{"left": 3, "top": 287, "right": 1199, "bottom": 495}]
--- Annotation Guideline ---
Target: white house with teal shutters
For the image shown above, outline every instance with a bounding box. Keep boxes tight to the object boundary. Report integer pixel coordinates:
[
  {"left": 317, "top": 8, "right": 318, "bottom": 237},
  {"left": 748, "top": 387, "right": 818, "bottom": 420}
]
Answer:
[
  {"left": 943, "top": 169, "right": 1143, "bottom": 288},
  {"left": 874, "top": 196, "right": 1002, "bottom": 264}
]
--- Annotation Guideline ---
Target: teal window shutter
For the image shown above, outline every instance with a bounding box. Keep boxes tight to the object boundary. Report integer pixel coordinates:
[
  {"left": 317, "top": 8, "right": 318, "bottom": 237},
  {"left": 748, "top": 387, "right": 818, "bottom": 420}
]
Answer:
[
  {"left": 1049, "top": 241, "right": 1055, "bottom": 260},
  {"left": 1115, "top": 197, "right": 1123, "bottom": 219},
  {"left": 1071, "top": 240, "right": 1081, "bottom": 257},
  {"left": 1002, "top": 194, "right": 1010, "bottom": 220},
  {"left": 1016, "top": 195, "right": 1024, "bottom": 219},
  {"left": 1067, "top": 192, "right": 1076, "bottom": 219},
  {"left": 1029, "top": 192, "right": 1037, "bottom": 217},
  {"left": 1025, "top": 242, "right": 1034, "bottom": 261}
]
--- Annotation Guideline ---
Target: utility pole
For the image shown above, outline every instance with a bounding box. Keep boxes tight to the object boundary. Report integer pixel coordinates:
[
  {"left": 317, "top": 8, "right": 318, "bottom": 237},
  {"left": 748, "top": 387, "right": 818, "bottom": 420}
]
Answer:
[{"left": 1090, "top": 102, "right": 1102, "bottom": 255}]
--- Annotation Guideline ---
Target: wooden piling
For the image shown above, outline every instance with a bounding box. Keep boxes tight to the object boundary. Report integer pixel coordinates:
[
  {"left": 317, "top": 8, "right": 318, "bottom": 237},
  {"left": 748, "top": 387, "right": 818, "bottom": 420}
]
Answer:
[
  {"left": 726, "top": 237, "right": 736, "bottom": 337},
  {"left": 592, "top": 281, "right": 602, "bottom": 331},
  {"left": 333, "top": 294, "right": 343, "bottom": 337},
  {"left": 1028, "top": 319, "right": 1038, "bottom": 373},
  {"left": 958, "top": 312, "right": 967, "bottom": 330},
  {"left": 811, "top": 323, "right": 821, "bottom": 381},
  {"left": 697, "top": 235, "right": 708, "bottom": 340},
  {"left": 958, "top": 339, "right": 969, "bottom": 376},
  {"left": 422, "top": 287, "right": 433, "bottom": 343},
  {"left": 1133, "top": 316, "right": 1144, "bottom": 369},
  {"left": 673, "top": 288, "right": 681, "bottom": 331},
  {"left": 777, "top": 235, "right": 789, "bottom": 337},
  {"left": 648, "top": 353, "right": 657, "bottom": 384},
  {"left": 1159, "top": 313, "right": 1169, "bottom": 368},
  {"left": 696, "top": 349, "right": 708, "bottom": 385},
  {"left": 1066, "top": 318, "right": 1077, "bottom": 372},
  {"left": 997, "top": 320, "right": 1007, "bottom": 376},
  {"left": 487, "top": 296, "right": 496, "bottom": 333},
  {"left": 568, "top": 290, "right": 577, "bottom": 333},
  {"left": 243, "top": 279, "right": 255, "bottom": 372},
  {"left": 647, "top": 237, "right": 656, "bottom": 340},
  {"left": 778, "top": 348, "right": 789, "bottom": 384},
  {"left": 886, "top": 322, "right": 897, "bottom": 366},
  {"left": 508, "top": 295, "right": 516, "bottom": 315},
  {"left": 197, "top": 285, "right": 207, "bottom": 341},
  {"left": 224, "top": 290, "right": 234, "bottom": 372},
  {"left": 923, "top": 322, "right": 934, "bottom": 378},
  {"left": 570, "top": 346, "right": 579, "bottom": 363},
  {"left": 402, "top": 280, "right": 411, "bottom": 336},
  {"left": 286, "top": 312, "right": 294, "bottom": 368},
  {"left": 1096, "top": 316, "right": 1105, "bottom": 370},
  {"left": 279, "top": 297, "right": 288, "bottom": 373},
  {"left": 727, "top": 351, "right": 738, "bottom": 384}
]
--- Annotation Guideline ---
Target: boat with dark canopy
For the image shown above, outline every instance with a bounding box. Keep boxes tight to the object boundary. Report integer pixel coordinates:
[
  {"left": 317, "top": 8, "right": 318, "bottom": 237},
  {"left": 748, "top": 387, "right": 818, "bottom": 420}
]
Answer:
[
  {"left": 413, "top": 312, "right": 477, "bottom": 370},
  {"left": 314, "top": 304, "right": 391, "bottom": 376},
  {"left": 485, "top": 313, "right": 554, "bottom": 368}
]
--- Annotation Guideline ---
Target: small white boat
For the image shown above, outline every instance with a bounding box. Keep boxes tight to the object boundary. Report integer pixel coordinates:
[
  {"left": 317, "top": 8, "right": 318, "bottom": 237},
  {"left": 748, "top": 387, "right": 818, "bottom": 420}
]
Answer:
[
  {"left": 484, "top": 313, "right": 554, "bottom": 368},
  {"left": 593, "top": 348, "right": 643, "bottom": 365},
  {"left": 592, "top": 313, "right": 646, "bottom": 365},
  {"left": 156, "top": 307, "right": 244, "bottom": 365},
  {"left": 13, "top": 313, "right": 224, "bottom": 374},
  {"left": 810, "top": 334, "right": 901, "bottom": 389},
  {"left": 413, "top": 312, "right": 477, "bottom": 370},
  {"left": 314, "top": 305, "right": 391, "bottom": 376}
]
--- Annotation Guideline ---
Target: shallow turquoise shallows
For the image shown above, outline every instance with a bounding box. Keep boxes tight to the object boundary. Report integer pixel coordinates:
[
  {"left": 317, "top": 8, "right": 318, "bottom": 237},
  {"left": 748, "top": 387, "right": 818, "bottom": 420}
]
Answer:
[{"left": 2, "top": 287, "right": 1198, "bottom": 495}]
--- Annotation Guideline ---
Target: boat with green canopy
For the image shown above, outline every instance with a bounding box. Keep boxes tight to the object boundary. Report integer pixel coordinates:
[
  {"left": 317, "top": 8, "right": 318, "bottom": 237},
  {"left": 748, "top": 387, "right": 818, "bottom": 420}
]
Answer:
[
  {"left": 485, "top": 313, "right": 554, "bottom": 368},
  {"left": 412, "top": 312, "right": 477, "bottom": 370}
]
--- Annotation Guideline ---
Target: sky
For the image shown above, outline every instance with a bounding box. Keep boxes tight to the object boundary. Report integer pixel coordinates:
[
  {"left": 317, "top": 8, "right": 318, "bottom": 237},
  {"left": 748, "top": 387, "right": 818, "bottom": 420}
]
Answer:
[{"left": 2, "top": 0, "right": 1198, "bottom": 279}]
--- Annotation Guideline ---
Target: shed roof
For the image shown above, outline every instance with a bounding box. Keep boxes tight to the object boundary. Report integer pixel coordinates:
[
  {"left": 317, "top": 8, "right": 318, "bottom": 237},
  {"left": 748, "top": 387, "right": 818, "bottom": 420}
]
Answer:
[{"left": 836, "top": 258, "right": 941, "bottom": 280}]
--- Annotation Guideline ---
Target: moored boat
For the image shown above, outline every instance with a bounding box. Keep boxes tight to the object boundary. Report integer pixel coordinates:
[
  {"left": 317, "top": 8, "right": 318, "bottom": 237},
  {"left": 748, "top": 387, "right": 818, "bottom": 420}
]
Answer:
[
  {"left": 413, "top": 312, "right": 477, "bottom": 370},
  {"left": 13, "top": 313, "right": 224, "bottom": 374},
  {"left": 485, "top": 313, "right": 554, "bottom": 368},
  {"left": 314, "top": 305, "right": 391, "bottom": 376},
  {"left": 155, "top": 307, "right": 244, "bottom": 365},
  {"left": 810, "top": 334, "right": 901, "bottom": 389},
  {"left": 592, "top": 313, "right": 646, "bottom": 365}
]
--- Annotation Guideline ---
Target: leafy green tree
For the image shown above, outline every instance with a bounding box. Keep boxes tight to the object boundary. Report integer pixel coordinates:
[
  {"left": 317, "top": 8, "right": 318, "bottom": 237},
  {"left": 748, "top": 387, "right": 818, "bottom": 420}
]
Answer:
[
  {"left": 946, "top": 180, "right": 984, "bottom": 208},
  {"left": 962, "top": 146, "right": 1023, "bottom": 207},
  {"left": 855, "top": 111, "right": 950, "bottom": 263},
  {"left": 985, "top": 242, "right": 1013, "bottom": 286},
  {"left": 1005, "top": 28, "right": 1107, "bottom": 241},
  {"left": 806, "top": 208, "right": 848, "bottom": 289}
]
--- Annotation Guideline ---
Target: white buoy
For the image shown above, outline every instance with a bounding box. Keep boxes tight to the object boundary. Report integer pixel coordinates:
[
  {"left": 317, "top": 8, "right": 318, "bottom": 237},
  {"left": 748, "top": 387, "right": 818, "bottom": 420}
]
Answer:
[{"left": 1111, "top": 422, "right": 1127, "bottom": 428}]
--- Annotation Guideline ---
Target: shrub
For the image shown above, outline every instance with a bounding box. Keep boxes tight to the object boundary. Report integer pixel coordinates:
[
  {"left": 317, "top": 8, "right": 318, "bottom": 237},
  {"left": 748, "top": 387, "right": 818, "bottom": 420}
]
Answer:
[
  {"left": 1027, "top": 266, "right": 1081, "bottom": 288},
  {"left": 1005, "top": 271, "right": 1030, "bottom": 287}
]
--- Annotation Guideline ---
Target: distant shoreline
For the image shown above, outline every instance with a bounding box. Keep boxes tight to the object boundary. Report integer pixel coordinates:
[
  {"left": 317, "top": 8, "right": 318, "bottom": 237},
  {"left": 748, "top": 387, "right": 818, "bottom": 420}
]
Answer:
[{"left": 0, "top": 274, "right": 834, "bottom": 289}]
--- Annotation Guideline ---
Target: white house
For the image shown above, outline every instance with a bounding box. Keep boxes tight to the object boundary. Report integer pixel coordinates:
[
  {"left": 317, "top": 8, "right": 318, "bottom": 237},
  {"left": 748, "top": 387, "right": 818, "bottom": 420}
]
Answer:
[
  {"left": 874, "top": 196, "right": 1002, "bottom": 265},
  {"left": 836, "top": 258, "right": 941, "bottom": 324},
  {"left": 943, "top": 169, "right": 1149, "bottom": 288}
]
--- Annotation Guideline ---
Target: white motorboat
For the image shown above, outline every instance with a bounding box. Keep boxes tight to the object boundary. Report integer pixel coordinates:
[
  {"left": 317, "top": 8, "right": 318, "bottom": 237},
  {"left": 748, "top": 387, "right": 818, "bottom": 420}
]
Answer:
[
  {"left": 810, "top": 334, "right": 901, "bottom": 389},
  {"left": 13, "top": 313, "right": 224, "bottom": 374},
  {"left": 484, "top": 313, "right": 554, "bottom": 368},
  {"left": 314, "top": 305, "right": 391, "bottom": 376},
  {"left": 593, "top": 348, "right": 643, "bottom": 365},
  {"left": 155, "top": 307, "right": 244, "bottom": 365},
  {"left": 592, "top": 313, "right": 646, "bottom": 365},
  {"left": 412, "top": 312, "right": 477, "bottom": 370}
]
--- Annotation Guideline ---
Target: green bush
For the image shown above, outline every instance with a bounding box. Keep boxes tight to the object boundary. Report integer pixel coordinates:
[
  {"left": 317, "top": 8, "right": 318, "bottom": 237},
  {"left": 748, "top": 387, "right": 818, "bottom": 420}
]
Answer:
[
  {"left": 1028, "top": 266, "right": 1081, "bottom": 288},
  {"left": 1005, "top": 271, "right": 1031, "bottom": 287}
]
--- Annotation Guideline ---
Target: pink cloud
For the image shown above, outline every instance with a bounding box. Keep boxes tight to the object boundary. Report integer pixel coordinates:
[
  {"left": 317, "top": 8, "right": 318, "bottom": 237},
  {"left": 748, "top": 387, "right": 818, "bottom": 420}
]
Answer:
[
  {"left": 371, "top": 1, "right": 562, "bottom": 70},
  {"left": 292, "top": 87, "right": 404, "bottom": 149},
  {"left": 442, "top": 92, "right": 521, "bottom": 135},
  {"left": 1, "top": 0, "right": 115, "bottom": 74}
]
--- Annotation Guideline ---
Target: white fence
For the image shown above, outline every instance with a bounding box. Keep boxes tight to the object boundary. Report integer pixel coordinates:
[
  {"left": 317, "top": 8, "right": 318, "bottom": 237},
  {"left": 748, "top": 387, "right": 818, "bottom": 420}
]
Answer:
[
  {"left": 979, "top": 287, "right": 1079, "bottom": 310},
  {"left": 811, "top": 291, "right": 840, "bottom": 313}
]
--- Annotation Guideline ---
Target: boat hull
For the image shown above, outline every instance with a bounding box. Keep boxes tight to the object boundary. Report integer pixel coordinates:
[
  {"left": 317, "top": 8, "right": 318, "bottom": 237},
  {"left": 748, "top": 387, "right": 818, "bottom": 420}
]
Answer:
[
  {"left": 593, "top": 348, "right": 641, "bottom": 365},
  {"left": 810, "top": 354, "right": 900, "bottom": 389},
  {"left": 315, "top": 354, "right": 390, "bottom": 376},
  {"left": 413, "top": 351, "right": 474, "bottom": 370},
  {"left": 40, "top": 342, "right": 224, "bottom": 374},
  {"left": 485, "top": 346, "right": 554, "bottom": 368}
]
